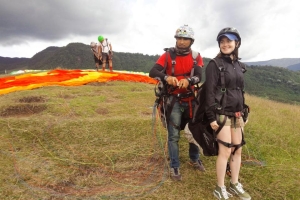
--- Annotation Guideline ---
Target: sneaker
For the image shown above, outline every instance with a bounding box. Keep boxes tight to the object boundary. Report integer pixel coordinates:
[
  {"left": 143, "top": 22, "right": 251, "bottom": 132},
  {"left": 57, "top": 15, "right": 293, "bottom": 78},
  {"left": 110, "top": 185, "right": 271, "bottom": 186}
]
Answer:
[
  {"left": 189, "top": 159, "right": 206, "bottom": 172},
  {"left": 213, "top": 185, "right": 233, "bottom": 200},
  {"left": 229, "top": 181, "right": 251, "bottom": 200},
  {"left": 170, "top": 167, "right": 182, "bottom": 181}
]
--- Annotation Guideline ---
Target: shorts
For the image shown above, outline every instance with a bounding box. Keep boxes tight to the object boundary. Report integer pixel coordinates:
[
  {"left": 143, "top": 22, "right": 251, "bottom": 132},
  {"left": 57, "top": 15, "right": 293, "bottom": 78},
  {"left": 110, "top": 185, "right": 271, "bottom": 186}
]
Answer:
[
  {"left": 93, "top": 55, "right": 102, "bottom": 65},
  {"left": 102, "top": 53, "right": 112, "bottom": 62},
  {"left": 219, "top": 115, "right": 244, "bottom": 128}
]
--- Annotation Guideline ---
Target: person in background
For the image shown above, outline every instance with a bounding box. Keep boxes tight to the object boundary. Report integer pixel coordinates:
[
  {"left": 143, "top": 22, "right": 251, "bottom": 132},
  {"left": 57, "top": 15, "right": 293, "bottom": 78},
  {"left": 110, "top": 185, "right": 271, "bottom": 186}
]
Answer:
[
  {"left": 149, "top": 25, "right": 205, "bottom": 181},
  {"left": 90, "top": 42, "right": 101, "bottom": 71},
  {"left": 98, "top": 36, "right": 113, "bottom": 72},
  {"left": 205, "top": 27, "right": 251, "bottom": 200}
]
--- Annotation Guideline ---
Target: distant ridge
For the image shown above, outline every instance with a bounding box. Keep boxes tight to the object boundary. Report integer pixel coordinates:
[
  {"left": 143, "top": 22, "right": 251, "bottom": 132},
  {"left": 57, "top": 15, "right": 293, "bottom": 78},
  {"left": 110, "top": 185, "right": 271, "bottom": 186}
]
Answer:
[
  {"left": 287, "top": 63, "right": 300, "bottom": 71},
  {"left": 245, "top": 58, "right": 300, "bottom": 68}
]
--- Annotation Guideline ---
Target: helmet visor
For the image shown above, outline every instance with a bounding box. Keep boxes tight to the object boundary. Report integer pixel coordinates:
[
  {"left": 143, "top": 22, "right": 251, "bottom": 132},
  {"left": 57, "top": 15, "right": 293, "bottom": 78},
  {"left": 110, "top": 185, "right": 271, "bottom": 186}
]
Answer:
[{"left": 217, "top": 33, "right": 238, "bottom": 41}]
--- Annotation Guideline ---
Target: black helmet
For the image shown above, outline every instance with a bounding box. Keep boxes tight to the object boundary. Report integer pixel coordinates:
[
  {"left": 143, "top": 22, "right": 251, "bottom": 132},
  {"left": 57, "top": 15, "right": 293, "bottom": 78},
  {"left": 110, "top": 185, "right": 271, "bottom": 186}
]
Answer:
[{"left": 216, "top": 27, "right": 241, "bottom": 47}]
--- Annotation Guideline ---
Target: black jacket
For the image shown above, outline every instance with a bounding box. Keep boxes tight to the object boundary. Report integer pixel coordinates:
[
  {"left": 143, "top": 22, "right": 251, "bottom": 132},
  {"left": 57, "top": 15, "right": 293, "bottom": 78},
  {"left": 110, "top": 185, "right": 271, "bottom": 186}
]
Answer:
[{"left": 205, "top": 56, "right": 246, "bottom": 123}]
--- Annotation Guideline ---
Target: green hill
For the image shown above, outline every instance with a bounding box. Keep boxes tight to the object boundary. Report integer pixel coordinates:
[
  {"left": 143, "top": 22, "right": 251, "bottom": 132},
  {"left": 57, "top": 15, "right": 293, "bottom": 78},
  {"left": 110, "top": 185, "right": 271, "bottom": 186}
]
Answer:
[{"left": 0, "top": 42, "right": 299, "bottom": 104}]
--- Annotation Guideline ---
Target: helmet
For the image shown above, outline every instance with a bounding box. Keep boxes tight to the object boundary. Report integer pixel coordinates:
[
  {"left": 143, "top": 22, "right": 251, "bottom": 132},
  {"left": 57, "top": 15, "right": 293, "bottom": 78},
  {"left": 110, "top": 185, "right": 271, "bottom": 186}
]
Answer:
[
  {"left": 174, "top": 25, "right": 194, "bottom": 40},
  {"left": 216, "top": 27, "right": 241, "bottom": 47},
  {"left": 98, "top": 35, "right": 104, "bottom": 42},
  {"left": 90, "top": 42, "right": 97, "bottom": 47}
]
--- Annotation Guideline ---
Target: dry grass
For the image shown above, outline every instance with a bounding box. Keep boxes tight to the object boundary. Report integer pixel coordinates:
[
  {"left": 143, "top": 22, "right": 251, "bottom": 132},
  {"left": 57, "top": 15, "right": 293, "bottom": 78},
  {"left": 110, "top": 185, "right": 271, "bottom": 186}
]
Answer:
[{"left": 0, "top": 81, "right": 299, "bottom": 199}]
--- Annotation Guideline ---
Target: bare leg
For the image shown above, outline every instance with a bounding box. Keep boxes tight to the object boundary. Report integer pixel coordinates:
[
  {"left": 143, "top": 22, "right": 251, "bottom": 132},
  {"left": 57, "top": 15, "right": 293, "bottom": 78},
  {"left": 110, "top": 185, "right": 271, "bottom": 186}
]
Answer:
[
  {"left": 102, "top": 62, "right": 106, "bottom": 71},
  {"left": 109, "top": 60, "right": 113, "bottom": 72},
  {"left": 216, "top": 126, "right": 231, "bottom": 187},
  {"left": 230, "top": 127, "right": 243, "bottom": 184}
]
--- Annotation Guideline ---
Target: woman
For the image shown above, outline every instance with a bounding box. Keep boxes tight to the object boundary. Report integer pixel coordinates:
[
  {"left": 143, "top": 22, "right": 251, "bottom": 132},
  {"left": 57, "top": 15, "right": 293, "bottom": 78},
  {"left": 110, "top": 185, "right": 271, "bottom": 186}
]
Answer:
[{"left": 205, "top": 27, "right": 251, "bottom": 200}]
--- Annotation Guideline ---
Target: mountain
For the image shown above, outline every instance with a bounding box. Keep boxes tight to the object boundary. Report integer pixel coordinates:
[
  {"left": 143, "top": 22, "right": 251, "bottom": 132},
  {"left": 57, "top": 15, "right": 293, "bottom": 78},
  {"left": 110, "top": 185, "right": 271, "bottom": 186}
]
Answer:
[
  {"left": 287, "top": 63, "right": 300, "bottom": 71},
  {"left": 0, "top": 57, "right": 29, "bottom": 72},
  {"left": 0, "top": 43, "right": 299, "bottom": 104},
  {"left": 244, "top": 58, "right": 300, "bottom": 69},
  {"left": 0, "top": 43, "right": 163, "bottom": 73}
]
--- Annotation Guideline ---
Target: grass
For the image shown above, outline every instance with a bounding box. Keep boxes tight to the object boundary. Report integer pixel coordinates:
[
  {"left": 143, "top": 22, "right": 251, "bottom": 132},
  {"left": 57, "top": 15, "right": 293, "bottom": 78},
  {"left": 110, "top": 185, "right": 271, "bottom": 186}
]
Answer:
[{"left": 0, "top": 81, "right": 299, "bottom": 199}]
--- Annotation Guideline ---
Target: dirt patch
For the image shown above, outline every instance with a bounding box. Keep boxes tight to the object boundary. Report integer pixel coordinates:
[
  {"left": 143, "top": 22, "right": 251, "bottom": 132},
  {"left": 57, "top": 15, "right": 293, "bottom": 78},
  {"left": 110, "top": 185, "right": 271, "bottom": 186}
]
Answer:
[
  {"left": 1, "top": 96, "right": 47, "bottom": 117},
  {"left": 19, "top": 96, "right": 46, "bottom": 103},
  {"left": 0, "top": 104, "right": 47, "bottom": 117}
]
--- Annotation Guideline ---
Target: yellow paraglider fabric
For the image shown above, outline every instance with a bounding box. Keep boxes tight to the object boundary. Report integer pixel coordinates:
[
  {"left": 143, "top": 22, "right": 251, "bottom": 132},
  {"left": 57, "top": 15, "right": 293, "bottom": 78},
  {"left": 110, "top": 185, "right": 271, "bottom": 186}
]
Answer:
[{"left": 0, "top": 69, "right": 157, "bottom": 95}]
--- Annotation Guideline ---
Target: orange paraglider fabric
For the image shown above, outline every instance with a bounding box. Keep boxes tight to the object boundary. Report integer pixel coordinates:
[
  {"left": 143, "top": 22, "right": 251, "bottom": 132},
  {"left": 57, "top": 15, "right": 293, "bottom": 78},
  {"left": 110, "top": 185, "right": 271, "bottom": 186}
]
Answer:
[{"left": 0, "top": 70, "right": 157, "bottom": 95}]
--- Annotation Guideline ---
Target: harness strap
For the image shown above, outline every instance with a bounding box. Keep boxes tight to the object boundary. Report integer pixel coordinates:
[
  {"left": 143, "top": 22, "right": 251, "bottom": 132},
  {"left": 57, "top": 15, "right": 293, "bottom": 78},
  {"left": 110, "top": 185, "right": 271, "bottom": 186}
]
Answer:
[
  {"left": 215, "top": 115, "right": 237, "bottom": 149},
  {"left": 100, "top": 38, "right": 110, "bottom": 52},
  {"left": 216, "top": 122, "right": 246, "bottom": 155},
  {"left": 231, "top": 128, "right": 246, "bottom": 155},
  {"left": 160, "top": 47, "right": 200, "bottom": 130},
  {"left": 165, "top": 47, "right": 198, "bottom": 77},
  {"left": 165, "top": 96, "right": 179, "bottom": 130},
  {"left": 179, "top": 96, "right": 194, "bottom": 119}
]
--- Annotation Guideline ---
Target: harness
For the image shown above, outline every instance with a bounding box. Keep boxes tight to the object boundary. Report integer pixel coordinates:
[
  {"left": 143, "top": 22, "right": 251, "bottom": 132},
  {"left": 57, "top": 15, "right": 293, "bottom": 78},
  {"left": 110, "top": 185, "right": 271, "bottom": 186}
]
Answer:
[
  {"left": 210, "top": 58, "right": 246, "bottom": 154},
  {"left": 155, "top": 47, "right": 200, "bottom": 130},
  {"left": 100, "top": 38, "right": 110, "bottom": 53}
]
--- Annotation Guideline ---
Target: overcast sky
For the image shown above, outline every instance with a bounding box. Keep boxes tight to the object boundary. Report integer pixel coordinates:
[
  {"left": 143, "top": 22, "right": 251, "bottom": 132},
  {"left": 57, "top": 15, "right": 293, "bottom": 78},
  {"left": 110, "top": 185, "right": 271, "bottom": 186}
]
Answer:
[{"left": 0, "top": 0, "right": 299, "bottom": 62}]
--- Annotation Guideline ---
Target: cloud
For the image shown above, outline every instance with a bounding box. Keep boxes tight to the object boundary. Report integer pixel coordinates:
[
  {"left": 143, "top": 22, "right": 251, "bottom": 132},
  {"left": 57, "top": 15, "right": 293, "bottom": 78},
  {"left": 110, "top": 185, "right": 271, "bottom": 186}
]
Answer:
[
  {"left": 0, "top": 0, "right": 299, "bottom": 61},
  {"left": 0, "top": 0, "right": 131, "bottom": 44}
]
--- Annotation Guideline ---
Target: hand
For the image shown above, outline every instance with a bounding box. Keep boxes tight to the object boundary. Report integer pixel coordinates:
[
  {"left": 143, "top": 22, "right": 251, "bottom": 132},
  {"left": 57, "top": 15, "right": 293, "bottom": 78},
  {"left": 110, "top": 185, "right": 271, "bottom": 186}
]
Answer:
[
  {"left": 178, "top": 79, "right": 189, "bottom": 89},
  {"left": 166, "top": 76, "right": 179, "bottom": 87},
  {"left": 210, "top": 121, "right": 219, "bottom": 131}
]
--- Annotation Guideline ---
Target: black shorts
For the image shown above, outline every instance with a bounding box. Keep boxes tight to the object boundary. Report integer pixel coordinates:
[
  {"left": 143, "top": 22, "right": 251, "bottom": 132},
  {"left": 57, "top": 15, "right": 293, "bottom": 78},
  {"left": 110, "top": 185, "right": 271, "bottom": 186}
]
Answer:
[{"left": 93, "top": 55, "right": 102, "bottom": 65}]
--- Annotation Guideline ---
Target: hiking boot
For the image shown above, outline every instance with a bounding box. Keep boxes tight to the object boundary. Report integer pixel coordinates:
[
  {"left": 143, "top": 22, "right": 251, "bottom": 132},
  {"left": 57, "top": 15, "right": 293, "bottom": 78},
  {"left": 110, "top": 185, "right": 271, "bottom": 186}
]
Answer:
[
  {"left": 170, "top": 168, "right": 182, "bottom": 181},
  {"left": 229, "top": 181, "right": 251, "bottom": 200},
  {"left": 213, "top": 185, "right": 233, "bottom": 200},
  {"left": 189, "top": 159, "right": 206, "bottom": 172}
]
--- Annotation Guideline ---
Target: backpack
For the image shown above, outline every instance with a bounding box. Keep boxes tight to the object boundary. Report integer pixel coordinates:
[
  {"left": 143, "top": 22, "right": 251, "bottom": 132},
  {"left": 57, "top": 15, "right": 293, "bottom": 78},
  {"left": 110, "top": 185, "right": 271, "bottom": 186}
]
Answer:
[
  {"left": 154, "top": 47, "right": 200, "bottom": 130},
  {"left": 184, "top": 58, "right": 249, "bottom": 156}
]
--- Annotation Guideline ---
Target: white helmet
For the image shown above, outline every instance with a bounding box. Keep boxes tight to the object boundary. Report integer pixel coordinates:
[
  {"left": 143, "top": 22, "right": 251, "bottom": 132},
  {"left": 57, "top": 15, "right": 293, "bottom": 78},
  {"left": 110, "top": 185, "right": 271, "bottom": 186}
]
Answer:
[{"left": 174, "top": 24, "right": 195, "bottom": 40}]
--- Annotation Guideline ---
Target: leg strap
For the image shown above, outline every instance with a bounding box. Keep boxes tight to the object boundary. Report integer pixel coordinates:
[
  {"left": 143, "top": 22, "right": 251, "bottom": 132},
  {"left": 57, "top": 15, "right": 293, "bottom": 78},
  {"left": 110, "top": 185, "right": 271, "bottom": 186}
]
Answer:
[{"left": 216, "top": 127, "right": 246, "bottom": 155}]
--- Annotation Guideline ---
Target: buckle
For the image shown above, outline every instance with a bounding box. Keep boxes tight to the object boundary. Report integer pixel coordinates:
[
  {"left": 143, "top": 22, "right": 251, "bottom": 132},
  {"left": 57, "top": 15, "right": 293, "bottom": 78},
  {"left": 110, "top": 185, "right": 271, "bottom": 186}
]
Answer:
[
  {"left": 235, "top": 112, "right": 241, "bottom": 118},
  {"left": 175, "top": 92, "right": 193, "bottom": 99}
]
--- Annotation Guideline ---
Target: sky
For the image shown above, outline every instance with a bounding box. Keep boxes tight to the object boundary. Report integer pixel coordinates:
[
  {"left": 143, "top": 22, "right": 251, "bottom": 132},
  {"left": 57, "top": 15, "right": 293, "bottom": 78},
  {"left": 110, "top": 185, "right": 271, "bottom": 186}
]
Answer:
[{"left": 0, "top": 0, "right": 299, "bottom": 62}]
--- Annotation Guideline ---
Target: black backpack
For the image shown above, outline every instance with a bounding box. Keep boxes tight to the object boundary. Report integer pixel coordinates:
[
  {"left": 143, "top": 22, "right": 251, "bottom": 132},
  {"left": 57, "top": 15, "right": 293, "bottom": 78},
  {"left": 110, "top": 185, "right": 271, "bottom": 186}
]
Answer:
[{"left": 184, "top": 58, "right": 249, "bottom": 156}]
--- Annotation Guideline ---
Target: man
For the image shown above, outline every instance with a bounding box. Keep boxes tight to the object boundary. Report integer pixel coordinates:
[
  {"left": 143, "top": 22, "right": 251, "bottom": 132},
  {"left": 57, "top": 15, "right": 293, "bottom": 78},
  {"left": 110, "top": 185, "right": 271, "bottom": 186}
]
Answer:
[
  {"left": 97, "top": 35, "right": 113, "bottom": 72},
  {"left": 149, "top": 25, "right": 205, "bottom": 181},
  {"left": 90, "top": 42, "right": 101, "bottom": 71}
]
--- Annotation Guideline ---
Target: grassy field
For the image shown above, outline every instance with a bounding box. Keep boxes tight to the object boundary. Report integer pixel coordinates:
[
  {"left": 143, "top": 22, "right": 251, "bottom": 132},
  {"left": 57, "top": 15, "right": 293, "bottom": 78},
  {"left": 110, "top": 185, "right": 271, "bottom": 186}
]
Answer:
[{"left": 0, "top": 81, "right": 299, "bottom": 199}]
